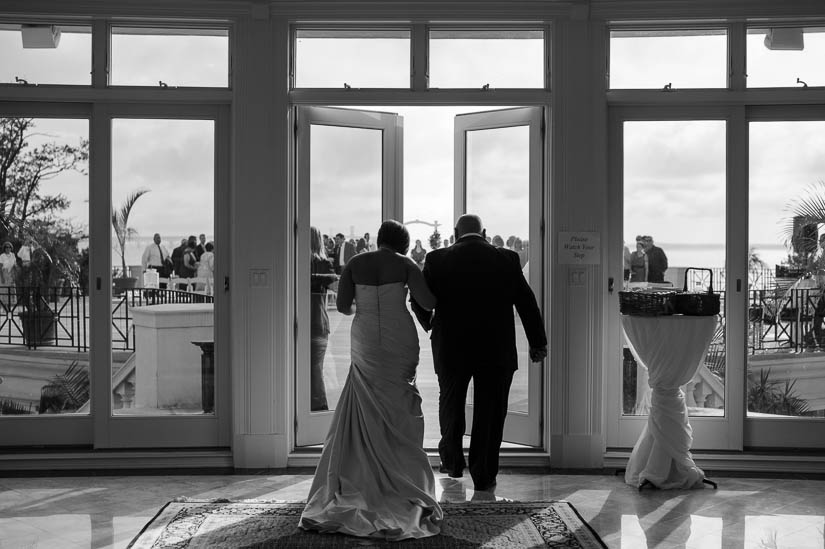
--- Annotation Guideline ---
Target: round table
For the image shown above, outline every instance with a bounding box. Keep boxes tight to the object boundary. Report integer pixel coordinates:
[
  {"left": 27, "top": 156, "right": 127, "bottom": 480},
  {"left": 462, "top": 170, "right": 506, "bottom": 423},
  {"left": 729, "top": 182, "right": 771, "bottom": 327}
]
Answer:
[{"left": 622, "top": 314, "right": 718, "bottom": 490}]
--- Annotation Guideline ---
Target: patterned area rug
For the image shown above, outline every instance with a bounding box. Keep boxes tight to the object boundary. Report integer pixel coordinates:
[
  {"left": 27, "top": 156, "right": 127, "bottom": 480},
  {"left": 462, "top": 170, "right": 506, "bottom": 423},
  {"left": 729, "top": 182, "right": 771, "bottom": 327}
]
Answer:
[{"left": 128, "top": 499, "right": 606, "bottom": 548}]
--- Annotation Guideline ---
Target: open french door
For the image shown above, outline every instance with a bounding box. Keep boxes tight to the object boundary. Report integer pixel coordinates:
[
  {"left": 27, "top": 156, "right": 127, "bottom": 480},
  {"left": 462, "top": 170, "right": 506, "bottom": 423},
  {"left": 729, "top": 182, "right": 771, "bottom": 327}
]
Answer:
[
  {"left": 454, "top": 106, "right": 545, "bottom": 447},
  {"left": 294, "top": 106, "right": 403, "bottom": 446}
]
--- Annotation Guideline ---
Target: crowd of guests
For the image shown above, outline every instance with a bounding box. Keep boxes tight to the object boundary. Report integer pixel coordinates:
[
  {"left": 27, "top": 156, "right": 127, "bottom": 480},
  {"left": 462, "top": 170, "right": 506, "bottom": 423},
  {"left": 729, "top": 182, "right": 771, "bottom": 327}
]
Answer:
[
  {"left": 322, "top": 230, "right": 530, "bottom": 272},
  {"left": 141, "top": 233, "right": 215, "bottom": 291}
]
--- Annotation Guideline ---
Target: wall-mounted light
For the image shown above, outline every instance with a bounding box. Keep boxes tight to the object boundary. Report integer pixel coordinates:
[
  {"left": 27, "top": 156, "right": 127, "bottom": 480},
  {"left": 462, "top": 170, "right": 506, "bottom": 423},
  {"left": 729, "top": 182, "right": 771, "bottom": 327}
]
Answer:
[
  {"left": 764, "top": 28, "right": 804, "bottom": 51},
  {"left": 21, "top": 24, "right": 61, "bottom": 48}
]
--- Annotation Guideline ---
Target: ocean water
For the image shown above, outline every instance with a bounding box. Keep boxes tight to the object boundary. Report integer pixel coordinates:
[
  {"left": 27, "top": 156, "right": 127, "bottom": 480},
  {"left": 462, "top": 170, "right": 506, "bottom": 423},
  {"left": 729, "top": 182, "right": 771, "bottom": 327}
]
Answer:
[{"left": 655, "top": 243, "right": 788, "bottom": 270}]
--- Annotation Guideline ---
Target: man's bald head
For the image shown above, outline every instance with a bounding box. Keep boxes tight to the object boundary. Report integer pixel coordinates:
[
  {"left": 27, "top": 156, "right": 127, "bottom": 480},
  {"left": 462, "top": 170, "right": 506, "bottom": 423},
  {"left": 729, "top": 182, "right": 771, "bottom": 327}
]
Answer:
[{"left": 455, "top": 214, "right": 484, "bottom": 239}]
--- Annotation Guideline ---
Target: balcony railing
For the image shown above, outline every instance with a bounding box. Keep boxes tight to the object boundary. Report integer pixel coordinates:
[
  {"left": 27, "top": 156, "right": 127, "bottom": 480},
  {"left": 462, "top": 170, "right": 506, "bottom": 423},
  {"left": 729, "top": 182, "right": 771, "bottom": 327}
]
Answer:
[
  {"left": 0, "top": 269, "right": 812, "bottom": 354},
  {"left": 0, "top": 286, "right": 213, "bottom": 351}
]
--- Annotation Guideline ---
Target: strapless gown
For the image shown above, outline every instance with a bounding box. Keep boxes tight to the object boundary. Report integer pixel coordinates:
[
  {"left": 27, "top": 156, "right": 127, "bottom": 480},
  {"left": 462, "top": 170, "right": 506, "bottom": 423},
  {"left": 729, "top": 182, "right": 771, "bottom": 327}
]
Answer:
[{"left": 299, "top": 282, "right": 442, "bottom": 540}]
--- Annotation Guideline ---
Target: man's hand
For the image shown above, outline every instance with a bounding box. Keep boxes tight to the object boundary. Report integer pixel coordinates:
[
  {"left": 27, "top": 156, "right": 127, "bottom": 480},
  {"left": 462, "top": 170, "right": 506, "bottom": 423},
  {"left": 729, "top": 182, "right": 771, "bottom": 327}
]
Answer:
[{"left": 529, "top": 345, "right": 547, "bottom": 362}]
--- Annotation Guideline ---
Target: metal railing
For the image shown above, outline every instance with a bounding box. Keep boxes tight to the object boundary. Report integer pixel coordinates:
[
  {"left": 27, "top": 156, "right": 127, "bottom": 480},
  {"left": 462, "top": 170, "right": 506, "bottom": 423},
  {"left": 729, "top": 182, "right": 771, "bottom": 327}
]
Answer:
[
  {"left": 0, "top": 286, "right": 213, "bottom": 351},
  {"left": 748, "top": 286, "right": 823, "bottom": 354}
]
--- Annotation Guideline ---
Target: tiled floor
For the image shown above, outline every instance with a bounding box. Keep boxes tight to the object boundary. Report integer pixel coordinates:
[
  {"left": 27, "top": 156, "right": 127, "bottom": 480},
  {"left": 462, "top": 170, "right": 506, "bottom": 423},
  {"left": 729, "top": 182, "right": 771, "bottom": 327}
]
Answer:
[{"left": 1, "top": 470, "right": 824, "bottom": 548}]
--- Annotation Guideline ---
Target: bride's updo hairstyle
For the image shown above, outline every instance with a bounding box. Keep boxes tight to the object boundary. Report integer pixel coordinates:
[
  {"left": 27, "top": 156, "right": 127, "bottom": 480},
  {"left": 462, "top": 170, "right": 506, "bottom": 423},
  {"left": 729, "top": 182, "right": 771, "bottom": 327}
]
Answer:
[{"left": 376, "top": 219, "right": 410, "bottom": 255}]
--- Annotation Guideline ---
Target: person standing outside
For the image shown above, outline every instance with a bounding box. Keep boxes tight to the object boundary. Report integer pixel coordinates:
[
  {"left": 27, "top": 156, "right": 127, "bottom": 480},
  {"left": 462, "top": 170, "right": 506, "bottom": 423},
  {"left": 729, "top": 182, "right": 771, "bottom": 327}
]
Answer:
[
  {"left": 363, "top": 231, "right": 376, "bottom": 252},
  {"left": 0, "top": 242, "right": 17, "bottom": 307},
  {"left": 141, "top": 233, "right": 172, "bottom": 281},
  {"left": 629, "top": 237, "right": 648, "bottom": 283},
  {"left": 309, "top": 227, "right": 337, "bottom": 411},
  {"left": 195, "top": 233, "right": 207, "bottom": 261},
  {"left": 332, "top": 232, "right": 355, "bottom": 275},
  {"left": 410, "top": 239, "right": 427, "bottom": 268},
  {"left": 197, "top": 241, "right": 215, "bottom": 294},
  {"left": 171, "top": 238, "right": 187, "bottom": 277},
  {"left": 642, "top": 235, "right": 668, "bottom": 283},
  {"left": 412, "top": 214, "right": 547, "bottom": 492}
]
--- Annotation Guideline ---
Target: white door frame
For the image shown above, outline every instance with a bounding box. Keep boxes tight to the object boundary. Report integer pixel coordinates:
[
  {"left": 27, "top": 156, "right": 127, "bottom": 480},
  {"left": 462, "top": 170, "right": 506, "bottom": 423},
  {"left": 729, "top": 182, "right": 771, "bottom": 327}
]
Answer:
[
  {"left": 606, "top": 105, "right": 744, "bottom": 451},
  {"left": 94, "top": 102, "right": 231, "bottom": 448}
]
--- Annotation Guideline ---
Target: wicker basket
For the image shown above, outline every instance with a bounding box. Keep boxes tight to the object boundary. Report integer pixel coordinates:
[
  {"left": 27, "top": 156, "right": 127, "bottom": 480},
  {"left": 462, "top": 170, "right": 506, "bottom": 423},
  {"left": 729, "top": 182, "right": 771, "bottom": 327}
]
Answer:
[
  {"left": 619, "top": 289, "right": 676, "bottom": 316},
  {"left": 671, "top": 267, "right": 721, "bottom": 316}
]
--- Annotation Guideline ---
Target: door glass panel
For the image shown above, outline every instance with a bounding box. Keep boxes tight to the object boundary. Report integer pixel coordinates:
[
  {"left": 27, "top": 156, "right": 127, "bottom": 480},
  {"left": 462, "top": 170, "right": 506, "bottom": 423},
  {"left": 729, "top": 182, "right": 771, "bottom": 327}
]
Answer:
[
  {"left": 429, "top": 29, "right": 545, "bottom": 89},
  {"left": 0, "top": 25, "right": 91, "bottom": 85},
  {"left": 111, "top": 119, "right": 215, "bottom": 416},
  {"left": 0, "top": 117, "right": 89, "bottom": 417},
  {"left": 748, "top": 121, "right": 825, "bottom": 419},
  {"left": 609, "top": 29, "right": 727, "bottom": 89},
  {"left": 294, "top": 29, "right": 410, "bottom": 88},
  {"left": 466, "top": 125, "right": 531, "bottom": 413},
  {"left": 308, "top": 124, "right": 382, "bottom": 412},
  {"left": 621, "top": 120, "right": 726, "bottom": 417},
  {"left": 747, "top": 27, "right": 825, "bottom": 88}
]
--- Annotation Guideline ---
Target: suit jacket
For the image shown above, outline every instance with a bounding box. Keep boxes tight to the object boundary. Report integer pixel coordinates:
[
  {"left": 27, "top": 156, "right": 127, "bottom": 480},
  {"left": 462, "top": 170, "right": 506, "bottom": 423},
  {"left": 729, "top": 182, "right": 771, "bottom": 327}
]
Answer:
[
  {"left": 333, "top": 241, "right": 356, "bottom": 274},
  {"left": 646, "top": 245, "right": 668, "bottom": 283},
  {"left": 413, "top": 235, "right": 546, "bottom": 375}
]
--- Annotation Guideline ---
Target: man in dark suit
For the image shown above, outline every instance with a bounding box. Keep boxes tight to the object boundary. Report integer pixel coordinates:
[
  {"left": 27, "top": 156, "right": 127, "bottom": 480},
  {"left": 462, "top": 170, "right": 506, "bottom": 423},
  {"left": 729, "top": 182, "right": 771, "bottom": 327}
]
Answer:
[
  {"left": 195, "top": 233, "right": 207, "bottom": 261},
  {"left": 641, "top": 235, "right": 668, "bottom": 283},
  {"left": 412, "top": 214, "right": 547, "bottom": 492},
  {"left": 332, "top": 232, "right": 356, "bottom": 275}
]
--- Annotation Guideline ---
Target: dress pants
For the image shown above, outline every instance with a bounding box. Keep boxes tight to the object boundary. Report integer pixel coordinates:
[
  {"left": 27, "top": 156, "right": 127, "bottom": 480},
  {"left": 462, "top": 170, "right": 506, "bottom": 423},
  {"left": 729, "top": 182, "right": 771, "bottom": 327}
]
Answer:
[{"left": 437, "top": 367, "right": 514, "bottom": 488}]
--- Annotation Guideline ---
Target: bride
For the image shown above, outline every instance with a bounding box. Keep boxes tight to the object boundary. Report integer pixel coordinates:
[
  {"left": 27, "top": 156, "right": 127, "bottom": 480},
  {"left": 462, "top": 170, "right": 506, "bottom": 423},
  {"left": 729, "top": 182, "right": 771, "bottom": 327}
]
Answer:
[{"left": 299, "top": 219, "right": 442, "bottom": 540}]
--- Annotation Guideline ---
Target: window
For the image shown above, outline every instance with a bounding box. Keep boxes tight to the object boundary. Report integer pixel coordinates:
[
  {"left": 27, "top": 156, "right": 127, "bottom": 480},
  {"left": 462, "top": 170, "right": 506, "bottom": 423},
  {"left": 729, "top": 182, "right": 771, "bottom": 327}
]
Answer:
[
  {"left": 294, "top": 29, "right": 410, "bottom": 88},
  {"left": 110, "top": 27, "right": 229, "bottom": 87},
  {"left": 0, "top": 24, "right": 91, "bottom": 86},
  {"left": 609, "top": 29, "right": 728, "bottom": 89},
  {"left": 428, "top": 29, "right": 545, "bottom": 89},
  {"left": 747, "top": 27, "right": 825, "bottom": 88}
]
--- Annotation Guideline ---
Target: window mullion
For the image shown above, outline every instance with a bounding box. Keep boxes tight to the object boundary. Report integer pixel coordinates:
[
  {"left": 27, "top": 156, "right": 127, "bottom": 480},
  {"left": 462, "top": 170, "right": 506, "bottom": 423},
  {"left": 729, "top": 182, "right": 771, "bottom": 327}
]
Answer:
[
  {"left": 411, "top": 23, "right": 428, "bottom": 91},
  {"left": 729, "top": 22, "right": 746, "bottom": 91},
  {"left": 91, "top": 19, "right": 108, "bottom": 88}
]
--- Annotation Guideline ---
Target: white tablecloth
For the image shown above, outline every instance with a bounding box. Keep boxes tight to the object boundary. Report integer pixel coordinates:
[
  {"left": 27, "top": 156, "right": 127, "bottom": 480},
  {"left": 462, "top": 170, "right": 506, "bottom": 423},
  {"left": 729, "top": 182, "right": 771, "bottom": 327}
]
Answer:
[{"left": 622, "top": 315, "right": 717, "bottom": 489}]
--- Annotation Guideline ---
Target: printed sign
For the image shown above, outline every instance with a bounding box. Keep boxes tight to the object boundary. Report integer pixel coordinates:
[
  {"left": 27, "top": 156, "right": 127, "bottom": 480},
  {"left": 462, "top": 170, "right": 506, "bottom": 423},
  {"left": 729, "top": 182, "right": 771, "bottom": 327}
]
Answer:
[{"left": 559, "top": 232, "right": 600, "bottom": 264}]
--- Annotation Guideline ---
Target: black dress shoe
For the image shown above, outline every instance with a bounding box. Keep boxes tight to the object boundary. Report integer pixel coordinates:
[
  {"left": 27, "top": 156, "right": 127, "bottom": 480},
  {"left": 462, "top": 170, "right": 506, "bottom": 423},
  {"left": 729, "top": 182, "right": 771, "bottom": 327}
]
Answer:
[
  {"left": 438, "top": 465, "right": 464, "bottom": 478},
  {"left": 474, "top": 481, "right": 497, "bottom": 492}
]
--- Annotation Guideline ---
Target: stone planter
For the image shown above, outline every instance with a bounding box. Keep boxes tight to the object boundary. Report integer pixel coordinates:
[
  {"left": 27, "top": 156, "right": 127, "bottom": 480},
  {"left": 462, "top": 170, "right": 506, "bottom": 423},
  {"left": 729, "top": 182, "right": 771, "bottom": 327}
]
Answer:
[
  {"left": 113, "top": 276, "right": 137, "bottom": 296},
  {"left": 18, "top": 311, "right": 57, "bottom": 348}
]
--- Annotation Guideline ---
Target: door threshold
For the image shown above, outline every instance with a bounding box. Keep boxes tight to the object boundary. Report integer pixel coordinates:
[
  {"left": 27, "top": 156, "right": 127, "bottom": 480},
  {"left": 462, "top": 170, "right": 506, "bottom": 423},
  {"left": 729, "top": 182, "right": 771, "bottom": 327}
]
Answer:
[
  {"left": 0, "top": 448, "right": 233, "bottom": 474},
  {"left": 605, "top": 449, "right": 825, "bottom": 475}
]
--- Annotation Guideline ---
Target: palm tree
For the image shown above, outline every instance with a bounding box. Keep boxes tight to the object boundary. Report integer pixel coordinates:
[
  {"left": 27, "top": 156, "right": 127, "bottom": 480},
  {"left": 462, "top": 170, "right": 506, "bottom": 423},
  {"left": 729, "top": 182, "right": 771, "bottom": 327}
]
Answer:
[
  {"left": 780, "top": 180, "right": 825, "bottom": 266},
  {"left": 112, "top": 188, "right": 149, "bottom": 279}
]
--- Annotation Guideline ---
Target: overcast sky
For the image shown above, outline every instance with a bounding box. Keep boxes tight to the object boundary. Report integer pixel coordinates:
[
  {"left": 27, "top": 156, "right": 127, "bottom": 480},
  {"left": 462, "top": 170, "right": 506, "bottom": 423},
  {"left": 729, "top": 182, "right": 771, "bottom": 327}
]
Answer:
[{"left": 4, "top": 28, "right": 825, "bottom": 267}]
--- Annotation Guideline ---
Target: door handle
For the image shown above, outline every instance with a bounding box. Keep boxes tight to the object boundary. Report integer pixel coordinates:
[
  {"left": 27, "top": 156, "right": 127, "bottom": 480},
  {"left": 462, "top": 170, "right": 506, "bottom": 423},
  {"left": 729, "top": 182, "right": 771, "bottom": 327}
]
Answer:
[{"left": 608, "top": 276, "right": 614, "bottom": 293}]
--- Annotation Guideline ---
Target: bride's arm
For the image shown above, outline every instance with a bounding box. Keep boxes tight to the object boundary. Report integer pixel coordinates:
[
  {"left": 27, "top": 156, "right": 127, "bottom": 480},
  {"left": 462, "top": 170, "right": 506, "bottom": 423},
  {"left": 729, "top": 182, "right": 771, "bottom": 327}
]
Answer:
[
  {"left": 406, "top": 258, "right": 436, "bottom": 311},
  {"left": 336, "top": 264, "right": 355, "bottom": 315}
]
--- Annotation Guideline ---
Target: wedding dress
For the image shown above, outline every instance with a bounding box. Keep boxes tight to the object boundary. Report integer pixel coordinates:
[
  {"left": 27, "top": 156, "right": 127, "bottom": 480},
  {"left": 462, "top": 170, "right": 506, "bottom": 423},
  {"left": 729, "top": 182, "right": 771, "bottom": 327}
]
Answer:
[{"left": 300, "top": 282, "right": 442, "bottom": 540}]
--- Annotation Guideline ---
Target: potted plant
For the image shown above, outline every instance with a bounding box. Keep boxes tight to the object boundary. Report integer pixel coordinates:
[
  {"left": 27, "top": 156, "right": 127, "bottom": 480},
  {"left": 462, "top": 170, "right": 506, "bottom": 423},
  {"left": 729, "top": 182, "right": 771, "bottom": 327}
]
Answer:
[
  {"left": 112, "top": 188, "right": 149, "bottom": 296},
  {"left": 17, "top": 238, "right": 58, "bottom": 347}
]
